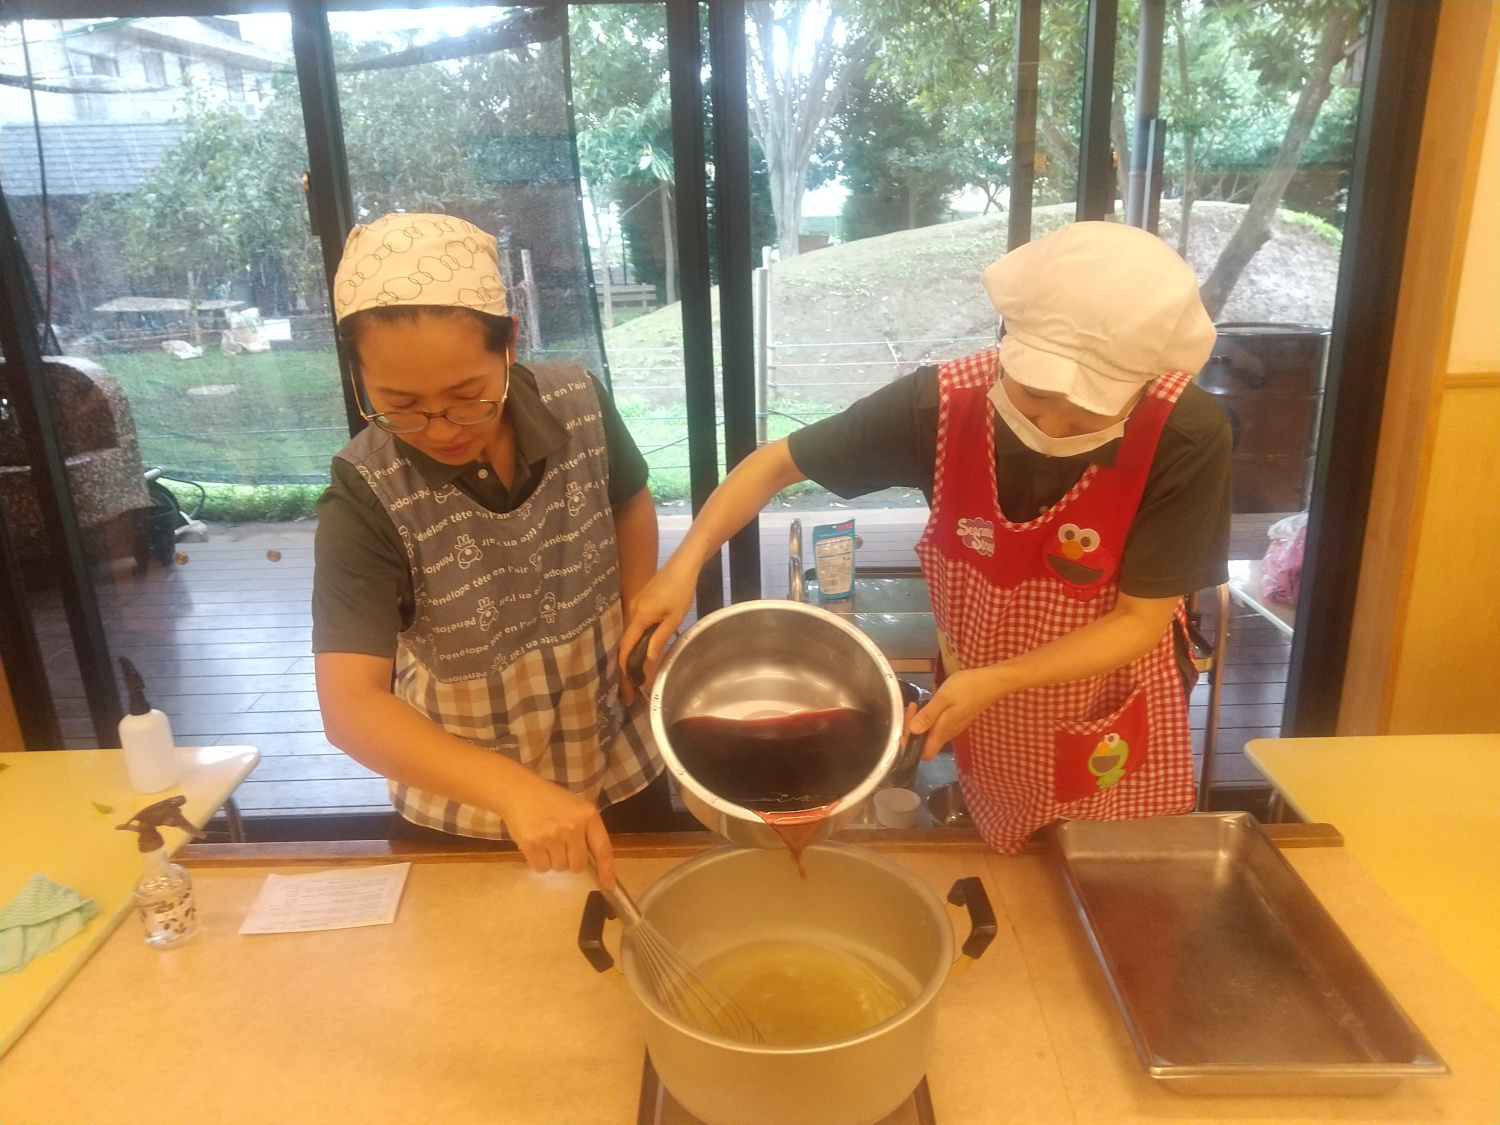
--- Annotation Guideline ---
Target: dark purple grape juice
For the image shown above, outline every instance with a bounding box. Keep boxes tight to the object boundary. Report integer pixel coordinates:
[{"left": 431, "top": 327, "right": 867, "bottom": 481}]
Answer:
[{"left": 668, "top": 708, "right": 884, "bottom": 812}]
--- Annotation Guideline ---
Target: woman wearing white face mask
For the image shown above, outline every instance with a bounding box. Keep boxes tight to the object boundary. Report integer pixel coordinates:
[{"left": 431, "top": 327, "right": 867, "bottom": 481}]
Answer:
[{"left": 623, "top": 221, "right": 1230, "bottom": 853}]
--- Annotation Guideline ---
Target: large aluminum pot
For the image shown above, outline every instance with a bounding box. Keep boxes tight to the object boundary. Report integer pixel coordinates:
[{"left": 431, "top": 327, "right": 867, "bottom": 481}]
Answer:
[
  {"left": 578, "top": 842, "right": 996, "bottom": 1125},
  {"left": 643, "top": 600, "right": 920, "bottom": 849}
]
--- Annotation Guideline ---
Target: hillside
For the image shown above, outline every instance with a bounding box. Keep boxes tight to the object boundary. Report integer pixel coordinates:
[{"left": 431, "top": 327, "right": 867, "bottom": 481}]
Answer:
[{"left": 603, "top": 200, "right": 1341, "bottom": 404}]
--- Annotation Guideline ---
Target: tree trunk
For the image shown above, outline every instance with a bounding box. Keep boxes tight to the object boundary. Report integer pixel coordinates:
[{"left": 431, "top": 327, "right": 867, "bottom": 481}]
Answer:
[
  {"left": 187, "top": 268, "right": 201, "bottom": 347},
  {"left": 1111, "top": 97, "right": 1131, "bottom": 216},
  {"left": 1037, "top": 111, "right": 1080, "bottom": 187},
  {"left": 1175, "top": 20, "right": 1195, "bottom": 257},
  {"left": 659, "top": 183, "right": 677, "bottom": 306},
  {"left": 746, "top": 3, "right": 854, "bottom": 261},
  {"left": 1198, "top": 3, "right": 1359, "bottom": 319},
  {"left": 1179, "top": 131, "right": 1196, "bottom": 257},
  {"left": 587, "top": 185, "right": 614, "bottom": 329},
  {"left": 770, "top": 156, "right": 803, "bottom": 259}
]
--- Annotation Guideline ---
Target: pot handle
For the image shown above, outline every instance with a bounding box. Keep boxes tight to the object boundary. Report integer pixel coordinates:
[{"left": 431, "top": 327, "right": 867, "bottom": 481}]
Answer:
[
  {"left": 891, "top": 730, "right": 928, "bottom": 786},
  {"left": 625, "top": 623, "right": 657, "bottom": 691},
  {"left": 578, "top": 890, "right": 617, "bottom": 973},
  {"left": 945, "top": 877, "right": 997, "bottom": 980}
]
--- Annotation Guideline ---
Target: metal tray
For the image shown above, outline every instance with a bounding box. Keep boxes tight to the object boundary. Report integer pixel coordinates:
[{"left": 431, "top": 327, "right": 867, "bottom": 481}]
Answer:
[{"left": 1049, "top": 812, "right": 1449, "bottom": 1095}]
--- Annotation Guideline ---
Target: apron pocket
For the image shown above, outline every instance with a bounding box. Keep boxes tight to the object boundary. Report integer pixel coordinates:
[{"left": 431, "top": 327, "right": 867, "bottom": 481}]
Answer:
[{"left": 1052, "top": 684, "right": 1150, "bottom": 804}]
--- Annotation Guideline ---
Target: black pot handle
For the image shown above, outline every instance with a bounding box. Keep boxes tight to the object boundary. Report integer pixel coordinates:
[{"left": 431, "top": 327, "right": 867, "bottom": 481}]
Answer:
[
  {"left": 625, "top": 623, "right": 657, "bottom": 691},
  {"left": 888, "top": 679, "right": 932, "bottom": 785},
  {"left": 578, "top": 890, "right": 617, "bottom": 974},
  {"left": 890, "top": 730, "right": 928, "bottom": 786},
  {"left": 947, "top": 877, "right": 997, "bottom": 962}
]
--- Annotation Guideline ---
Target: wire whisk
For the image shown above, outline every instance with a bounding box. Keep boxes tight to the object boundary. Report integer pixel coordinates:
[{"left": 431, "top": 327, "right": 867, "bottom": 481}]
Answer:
[{"left": 595, "top": 870, "right": 764, "bottom": 1044}]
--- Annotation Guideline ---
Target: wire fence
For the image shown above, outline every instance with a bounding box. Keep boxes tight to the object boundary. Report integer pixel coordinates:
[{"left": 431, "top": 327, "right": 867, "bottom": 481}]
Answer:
[
  {"left": 605, "top": 334, "right": 992, "bottom": 487},
  {"left": 97, "top": 333, "right": 991, "bottom": 496}
]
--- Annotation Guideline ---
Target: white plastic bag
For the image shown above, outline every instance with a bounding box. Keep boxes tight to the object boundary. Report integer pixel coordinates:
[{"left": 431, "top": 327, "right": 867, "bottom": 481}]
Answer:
[
  {"left": 161, "top": 339, "right": 204, "bottom": 360},
  {"left": 219, "top": 307, "right": 271, "bottom": 355}
]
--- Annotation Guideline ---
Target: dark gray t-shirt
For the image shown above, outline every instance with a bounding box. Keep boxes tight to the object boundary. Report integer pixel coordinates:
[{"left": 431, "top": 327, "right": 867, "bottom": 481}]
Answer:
[
  {"left": 786, "top": 365, "right": 1233, "bottom": 599},
  {"left": 312, "top": 364, "right": 648, "bottom": 657}
]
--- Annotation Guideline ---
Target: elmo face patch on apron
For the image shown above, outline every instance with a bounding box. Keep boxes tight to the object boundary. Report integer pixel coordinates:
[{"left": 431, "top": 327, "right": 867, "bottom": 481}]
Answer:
[{"left": 1044, "top": 522, "right": 1117, "bottom": 593}]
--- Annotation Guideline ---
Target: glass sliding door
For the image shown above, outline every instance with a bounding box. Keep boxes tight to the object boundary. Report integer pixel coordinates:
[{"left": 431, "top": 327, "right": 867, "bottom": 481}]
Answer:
[
  {"left": 328, "top": 5, "right": 605, "bottom": 375},
  {"left": 0, "top": 0, "right": 1421, "bottom": 833},
  {"left": 0, "top": 14, "right": 383, "bottom": 817},
  {"left": 1116, "top": 0, "right": 1372, "bottom": 800}
]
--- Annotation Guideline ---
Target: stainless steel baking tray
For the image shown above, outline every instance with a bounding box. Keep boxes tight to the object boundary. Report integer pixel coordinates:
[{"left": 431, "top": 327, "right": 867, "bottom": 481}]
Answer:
[{"left": 1049, "top": 812, "right": 1449, "bottom": 1095}]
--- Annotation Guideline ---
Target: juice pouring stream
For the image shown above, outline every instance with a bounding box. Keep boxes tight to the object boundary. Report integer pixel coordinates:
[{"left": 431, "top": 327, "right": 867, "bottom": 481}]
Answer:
[{"left": 668, "top": 707, "right": 885, "bottom": 872}]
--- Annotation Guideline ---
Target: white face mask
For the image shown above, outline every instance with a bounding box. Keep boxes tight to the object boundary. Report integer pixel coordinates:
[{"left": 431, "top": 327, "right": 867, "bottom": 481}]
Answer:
[{"left": 987, "top": 377, "right": 1129, "bottom": 458}]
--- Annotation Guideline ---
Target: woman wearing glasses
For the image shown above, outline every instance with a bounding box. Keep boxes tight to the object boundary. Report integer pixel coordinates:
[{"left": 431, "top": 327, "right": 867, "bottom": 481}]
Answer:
[{"left": 312, "top": 213, "right": 662, "bottom": 889}]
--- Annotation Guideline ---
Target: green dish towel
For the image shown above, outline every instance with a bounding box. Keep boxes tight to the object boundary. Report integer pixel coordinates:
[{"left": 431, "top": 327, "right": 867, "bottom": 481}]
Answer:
[{"left": 0, "top": 875, "right": 99, "bottom": 974}]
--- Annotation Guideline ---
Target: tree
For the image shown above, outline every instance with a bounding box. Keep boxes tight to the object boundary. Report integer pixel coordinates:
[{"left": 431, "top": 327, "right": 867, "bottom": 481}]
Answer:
[
  {"left": 747, "top": 2, "right": 857, "bottom": 258},
  {"left": 1197, "top": 0, "right": 1363, "bottom": 317},
  {"left": 854, "top": 0, "right": 1093, "bottom": 211},
  {"left": 828, "top": 51, "right": 970, "bottom": 239},
  {"left": 1161, "top": 3, "right": 1239, "bottom": 254},
  {"left": 76, "top": 85, "right": 319, "bottom": 333},
  {"left": 576, "top": 94, "right": 675, "bottom": 318},
  {"left": 569, "top": 6, "right": 678, "bottom": 305}
]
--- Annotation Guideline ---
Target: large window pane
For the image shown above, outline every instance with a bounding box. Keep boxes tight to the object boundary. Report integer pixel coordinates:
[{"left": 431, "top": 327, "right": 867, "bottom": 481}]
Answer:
[
  {"left": 329, "top": 5, "right": 604, "bottom": 374},
  {"left": 0, "top": 17, "right": 369, "bottom": 818},
  {"left": 570, "top": 4, "right": 690, "bottom": 509},
  {"left": 1123, "top": 0, "right": 1370, "bottom": 797}
]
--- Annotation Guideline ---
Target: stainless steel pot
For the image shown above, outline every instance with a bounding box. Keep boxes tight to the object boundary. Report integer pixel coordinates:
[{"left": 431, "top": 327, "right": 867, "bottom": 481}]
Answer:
[
  {"left": 578, "top": 843, "right": 995, "bottom": 1125},
  {"left": 637, "top": 600, "right": 922, "bottom": 848}
]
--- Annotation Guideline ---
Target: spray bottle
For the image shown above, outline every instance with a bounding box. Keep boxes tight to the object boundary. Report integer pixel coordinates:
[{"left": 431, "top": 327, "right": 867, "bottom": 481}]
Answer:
[
  {"left": 117, "top": 796, "right": 207, "bottom": 949},
  {"left": 118, "top": 656, "right": 179, "bottom": 793}
]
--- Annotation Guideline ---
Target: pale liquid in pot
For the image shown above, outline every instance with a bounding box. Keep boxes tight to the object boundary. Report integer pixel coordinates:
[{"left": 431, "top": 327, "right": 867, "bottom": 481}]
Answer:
[{"left": 699, "top": 939, "right": 914, "bottom": 1045}]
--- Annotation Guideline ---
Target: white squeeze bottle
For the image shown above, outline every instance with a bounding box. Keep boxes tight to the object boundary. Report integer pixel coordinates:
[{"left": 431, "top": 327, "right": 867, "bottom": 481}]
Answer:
[{"left": 118, "top": 656, "right": 179, "bottom": 793}]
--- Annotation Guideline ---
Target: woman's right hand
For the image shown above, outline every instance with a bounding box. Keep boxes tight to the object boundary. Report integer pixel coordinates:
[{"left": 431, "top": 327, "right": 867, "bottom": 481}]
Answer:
[
  {"left": 498, "top": 769, "right": 616, "bottom": 889},
  {"left": 619, "top": 555, "right": 699, "bottom": 703}
]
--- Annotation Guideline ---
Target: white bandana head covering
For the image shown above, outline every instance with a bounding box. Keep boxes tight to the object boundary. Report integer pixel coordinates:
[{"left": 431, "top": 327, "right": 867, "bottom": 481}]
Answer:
[
  {"left": 332, "top": 212, "right": 507, "bottom": 322},
  {"left": 981, "top": 221, "right": 1215, "bottom": 415}
]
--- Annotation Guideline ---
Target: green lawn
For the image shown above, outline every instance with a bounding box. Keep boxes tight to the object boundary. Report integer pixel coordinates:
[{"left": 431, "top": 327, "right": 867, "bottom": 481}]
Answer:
[
  {"left": 102, "top": 349, "right": 349, "bottom": 484},
  {"left": 101, "top": 347, "right": 845, "bottom": 507}
]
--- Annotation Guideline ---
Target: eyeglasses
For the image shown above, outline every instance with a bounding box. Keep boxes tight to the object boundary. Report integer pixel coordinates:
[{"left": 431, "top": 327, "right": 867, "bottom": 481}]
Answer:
[{"left": 359, "top": 398, "right": 505, "bottom": 435}]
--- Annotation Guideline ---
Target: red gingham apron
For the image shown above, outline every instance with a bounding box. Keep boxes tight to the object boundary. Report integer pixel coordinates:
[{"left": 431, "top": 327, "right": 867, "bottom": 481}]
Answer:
[{"left": 914, "top": 349, "right": 1197, "bottom": 853}]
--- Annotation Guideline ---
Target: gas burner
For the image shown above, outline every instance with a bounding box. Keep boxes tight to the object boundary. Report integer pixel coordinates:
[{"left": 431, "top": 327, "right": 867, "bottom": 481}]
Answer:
[{"left": 637, "top": 1054, "right": 936, "bottom": 1125}]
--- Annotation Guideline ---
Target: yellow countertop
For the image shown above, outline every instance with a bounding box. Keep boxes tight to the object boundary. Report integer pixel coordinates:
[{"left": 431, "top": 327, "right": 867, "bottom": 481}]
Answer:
[
  {"left": 0, "top": 843, "right": 1495, "bottom": 1125},
  {"left": 1246, "top": 733, "right": 1500, "bottom": 1014},
  {"left": 0, "top": 746, "right": 259, "bottom": 1057}
]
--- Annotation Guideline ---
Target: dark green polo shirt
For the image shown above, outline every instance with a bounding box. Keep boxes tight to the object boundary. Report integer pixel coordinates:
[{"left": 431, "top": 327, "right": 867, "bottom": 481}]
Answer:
[
  {"left": 312, "top": 364, "right": 649, "bottom": 657},
  {"left": 787, "top": 365, "right": 1232, "bottom": 599}
]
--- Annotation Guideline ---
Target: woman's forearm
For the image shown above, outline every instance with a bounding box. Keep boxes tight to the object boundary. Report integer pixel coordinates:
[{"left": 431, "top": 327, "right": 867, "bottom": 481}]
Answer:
[
  {"left": 612, "top": 484, "right": 658, "bottom": 615},
  {"left": 910, "top": 593, "right": 1181, "bottom": 747},
  {"left": 987, "top": 593, "right": 1180, "bottom": 695},
  {"left": 666, "top": 439, "right": 806, "bottom": 573}
]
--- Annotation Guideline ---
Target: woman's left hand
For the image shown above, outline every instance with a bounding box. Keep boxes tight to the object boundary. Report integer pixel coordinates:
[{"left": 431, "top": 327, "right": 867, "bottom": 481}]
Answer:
[{"left": 908, "top": 666, "right": 1011, "bottom": 753}]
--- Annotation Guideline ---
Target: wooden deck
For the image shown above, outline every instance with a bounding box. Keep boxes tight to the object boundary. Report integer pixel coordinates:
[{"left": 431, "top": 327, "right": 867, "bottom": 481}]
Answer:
[{"left": 34, "top": 510, "right": 1291, "bottom": 821}]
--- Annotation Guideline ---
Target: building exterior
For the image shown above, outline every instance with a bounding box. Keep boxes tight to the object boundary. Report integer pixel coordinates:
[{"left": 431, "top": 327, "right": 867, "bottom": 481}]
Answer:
[
  {"left": 0, "top": 18, "right": 287, "bottom": 330},
  {"left": 0, "top": 16, "right": 280, "bottom": 125}
]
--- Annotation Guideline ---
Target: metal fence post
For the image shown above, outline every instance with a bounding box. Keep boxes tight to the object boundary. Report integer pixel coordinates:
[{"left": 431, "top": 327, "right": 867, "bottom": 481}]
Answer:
[
  {"left": 753, "top": 265, "right": 769, "bottom": 445},
  {"left": 1009, "top": 0, "right": 1041, "bottom": 250},
  {"left": 709, "top": 0, "right": 760, "bottom": 603},
  {"left": 290, "top": 1, "right": 363, "bottom": 438},
  {"left": 1077, "top": 0, "right": 1119, "bottom": 222},
  {"left": 1126, "top": 0, "right": 1165, "bottom": 230}
]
